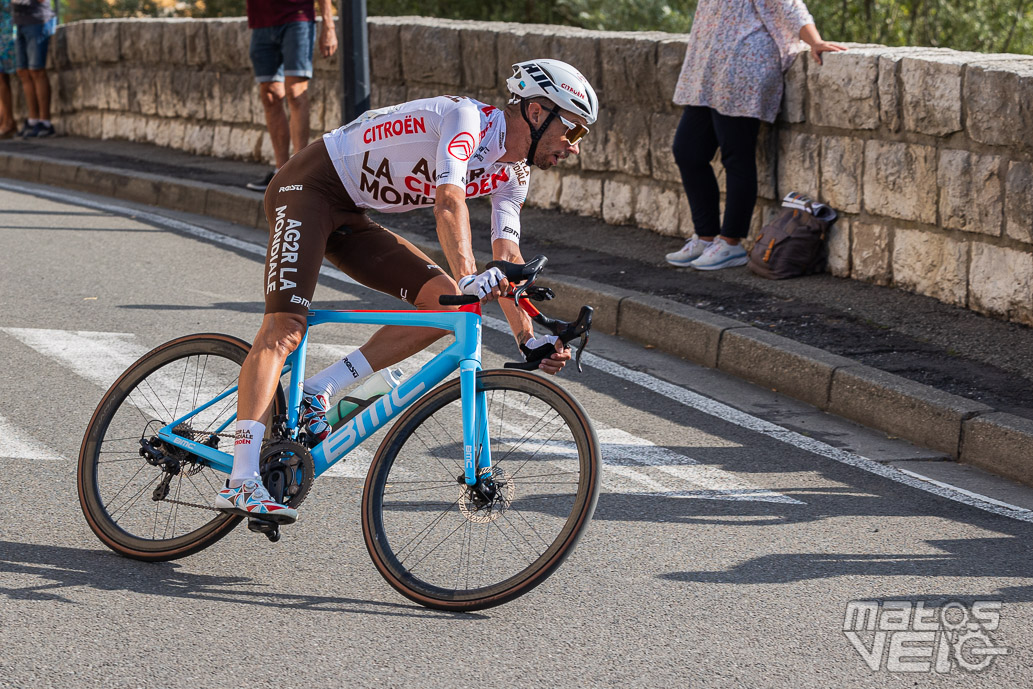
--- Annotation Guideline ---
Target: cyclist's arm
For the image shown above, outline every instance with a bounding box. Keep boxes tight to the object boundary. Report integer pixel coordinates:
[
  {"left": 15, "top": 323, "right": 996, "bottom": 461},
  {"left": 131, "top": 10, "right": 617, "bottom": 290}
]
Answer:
[
  {"left": 434, "top": 184, "right": 479, "bottom": 281},
  {"left": 434, "top": 104, "right": 508, "bottom": 301},
  {"left": 492, "top": 237, "right": 534, "bottom": 344},
  {"left": 492, "top": 237, "right": 571, "bottom": 375}
]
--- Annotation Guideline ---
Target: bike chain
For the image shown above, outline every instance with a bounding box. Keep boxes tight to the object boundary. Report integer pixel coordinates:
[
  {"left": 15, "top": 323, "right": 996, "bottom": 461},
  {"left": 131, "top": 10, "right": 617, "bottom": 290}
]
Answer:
[
  {"left": 160, "top": 497, "right": 221, "bottom": 512},
  {"left": 173, "top": 426, "right": 234, "bottom": 477},
  {"left": 156, "top": 427, "right": 236, "bottom": 511},
  {"left": 155, "top": 431, "right": 312, "bottom": 514}
]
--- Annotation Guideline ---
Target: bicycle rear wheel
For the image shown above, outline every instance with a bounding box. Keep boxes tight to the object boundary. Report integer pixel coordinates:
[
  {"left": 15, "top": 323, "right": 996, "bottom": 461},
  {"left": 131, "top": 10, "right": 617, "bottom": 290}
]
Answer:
[
  {"left": 361, "top": 370, "right": 600, "bottom": 611},
  {"left": 77, "top": 333, "right": 284, "bottom": 562}
]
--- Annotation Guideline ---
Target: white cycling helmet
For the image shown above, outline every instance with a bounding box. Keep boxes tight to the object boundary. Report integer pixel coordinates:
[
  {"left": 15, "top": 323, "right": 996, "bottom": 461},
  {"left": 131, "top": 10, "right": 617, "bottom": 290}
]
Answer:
[{"left": 506, "top": 59, "right": 598, "bottom": 125}]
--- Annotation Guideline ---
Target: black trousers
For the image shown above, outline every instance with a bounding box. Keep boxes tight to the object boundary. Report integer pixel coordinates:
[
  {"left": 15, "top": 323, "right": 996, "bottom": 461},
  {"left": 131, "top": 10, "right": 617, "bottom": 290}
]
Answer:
[{"left": 672, "top": 105, "right": 761, "bottom": 240}]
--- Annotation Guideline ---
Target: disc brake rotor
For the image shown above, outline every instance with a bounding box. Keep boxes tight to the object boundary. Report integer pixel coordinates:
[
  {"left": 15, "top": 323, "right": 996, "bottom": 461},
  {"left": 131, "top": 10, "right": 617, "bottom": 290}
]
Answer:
[{"left": 458, "top": 467, "right": 514, "bottom": 524}]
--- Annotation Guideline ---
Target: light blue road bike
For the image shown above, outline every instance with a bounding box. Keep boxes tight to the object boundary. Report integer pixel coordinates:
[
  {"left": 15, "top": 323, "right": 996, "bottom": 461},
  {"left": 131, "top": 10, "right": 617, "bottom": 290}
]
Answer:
[{"left": 78, "top": 257, "right": 601, "bottom": 611}]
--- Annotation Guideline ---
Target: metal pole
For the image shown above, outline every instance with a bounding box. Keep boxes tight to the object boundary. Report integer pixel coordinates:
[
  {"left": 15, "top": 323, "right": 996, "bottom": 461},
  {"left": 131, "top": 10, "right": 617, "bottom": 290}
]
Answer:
[{"left": 339, "top": 0, "right": 370, "bottom": 126}]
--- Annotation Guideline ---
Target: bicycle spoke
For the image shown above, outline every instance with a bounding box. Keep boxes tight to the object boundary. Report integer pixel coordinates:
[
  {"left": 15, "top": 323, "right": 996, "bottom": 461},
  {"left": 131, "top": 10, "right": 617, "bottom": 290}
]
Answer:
[
  {"left": 80, "top": 336, "right": 268, "bottom": 559},
  {"left": 366, "top": 372, "right": 598, "bottom": 609}
]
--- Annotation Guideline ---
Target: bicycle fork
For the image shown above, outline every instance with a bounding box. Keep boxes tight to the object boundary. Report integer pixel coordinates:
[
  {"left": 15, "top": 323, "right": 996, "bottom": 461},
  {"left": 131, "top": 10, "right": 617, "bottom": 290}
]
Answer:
[{"left": 459, "top": 360, "right": 492, "bottom": 486}]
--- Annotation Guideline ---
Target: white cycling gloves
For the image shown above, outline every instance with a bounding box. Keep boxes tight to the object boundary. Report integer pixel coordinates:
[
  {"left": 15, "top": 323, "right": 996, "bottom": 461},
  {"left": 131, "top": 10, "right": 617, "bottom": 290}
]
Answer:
[
  {"left": 458, "top": 266, "right": 506, "bottom": 300},
  {"left": 521, "top": 334, "right": 562, "bottom": 362},
  {"left": 523, "top": 335, "right": 558, "bottom": 351}
]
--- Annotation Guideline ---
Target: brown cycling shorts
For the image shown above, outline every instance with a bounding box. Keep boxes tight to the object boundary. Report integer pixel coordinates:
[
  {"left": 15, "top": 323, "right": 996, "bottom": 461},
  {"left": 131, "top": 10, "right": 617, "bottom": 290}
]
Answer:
[{"left": 262, "top": 140, "right": 448, "bottom": 315}]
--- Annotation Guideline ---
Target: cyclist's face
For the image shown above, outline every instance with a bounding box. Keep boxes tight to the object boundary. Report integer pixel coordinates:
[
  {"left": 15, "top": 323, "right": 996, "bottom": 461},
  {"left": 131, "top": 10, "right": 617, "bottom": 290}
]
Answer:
[{"left": 531, "top": 105, "right": 586, "bottom": 171}]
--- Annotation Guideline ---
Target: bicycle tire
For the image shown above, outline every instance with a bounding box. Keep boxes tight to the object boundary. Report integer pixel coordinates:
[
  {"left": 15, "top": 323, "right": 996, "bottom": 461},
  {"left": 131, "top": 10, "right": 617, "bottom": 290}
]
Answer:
[
  {"left": 361, "top": 370, "right": 600, "bottom": 611},
  {"left": 77, "top": 333, "right": 285, "bottom": 562}
]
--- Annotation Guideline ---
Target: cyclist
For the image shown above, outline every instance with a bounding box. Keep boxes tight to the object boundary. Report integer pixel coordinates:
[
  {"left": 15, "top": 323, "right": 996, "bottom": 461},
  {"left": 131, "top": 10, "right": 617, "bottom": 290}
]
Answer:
[{"left": 215, "top": 59, "right": 599, "bottom": 523}]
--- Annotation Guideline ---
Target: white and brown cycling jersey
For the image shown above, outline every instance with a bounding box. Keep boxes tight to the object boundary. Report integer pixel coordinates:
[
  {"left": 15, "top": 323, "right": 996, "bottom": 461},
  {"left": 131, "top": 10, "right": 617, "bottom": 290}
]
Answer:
[
  {"left": 261, "top": 95, "right": 530, "bottom": 316},
  {"left": 322, "top": 95, "right": 530, "bottom": 244}
]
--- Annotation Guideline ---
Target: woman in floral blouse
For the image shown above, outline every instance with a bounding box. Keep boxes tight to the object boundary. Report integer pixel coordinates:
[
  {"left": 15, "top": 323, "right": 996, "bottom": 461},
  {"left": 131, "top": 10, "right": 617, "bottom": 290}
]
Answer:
[
  {"left": 665, "top": 0, "right": 844, "bottom": 270},
  {"left": 0, "top": 0, "right": 16, "bottom": 137}
]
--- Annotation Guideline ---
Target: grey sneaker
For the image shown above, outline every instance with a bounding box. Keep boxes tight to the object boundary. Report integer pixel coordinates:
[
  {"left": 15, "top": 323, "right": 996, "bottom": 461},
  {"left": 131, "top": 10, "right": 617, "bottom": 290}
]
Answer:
[
  {"left": 689, "top": 240, "right": 748, "bottom": 271},
  {"left": 665, "top": 236, "right": 712, "bottom": 267}
]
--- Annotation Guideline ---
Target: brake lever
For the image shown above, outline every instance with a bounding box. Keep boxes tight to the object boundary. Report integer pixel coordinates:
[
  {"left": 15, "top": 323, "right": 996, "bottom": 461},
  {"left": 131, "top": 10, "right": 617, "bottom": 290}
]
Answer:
[
  {"left": 559, "top": 306, "right": 593, "bottom": 373},
  {"left": 523, "top": 286, "right": 554, "bottom": 302},
  {"left": 504, "top": 305, "right": 594, "bottom": 373},
  {"left": 572, "top": 328, "right": 590, "bottom": 373}
]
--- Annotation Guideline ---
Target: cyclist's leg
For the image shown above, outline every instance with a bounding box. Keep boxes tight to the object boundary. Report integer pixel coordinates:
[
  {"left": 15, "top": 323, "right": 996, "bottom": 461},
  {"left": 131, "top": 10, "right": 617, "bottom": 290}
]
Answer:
[
  {"left": 359, "top": 274, "right": 458, "bottom": 370},
  {"left": 323, "top": 220, "right": 460, "bottom": 371},
  {"left": 220, "top": 144, "right": 338, "bottom": 519}
]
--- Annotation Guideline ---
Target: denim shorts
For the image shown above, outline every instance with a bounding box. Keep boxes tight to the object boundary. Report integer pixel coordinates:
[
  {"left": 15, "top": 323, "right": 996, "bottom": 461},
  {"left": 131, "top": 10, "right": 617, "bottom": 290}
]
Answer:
[
  {"left": 15, "top": 17, "right": 56, "bottom": 71},
  {"left": 250, "top": 21, "right": 315, "bottom": 83}
]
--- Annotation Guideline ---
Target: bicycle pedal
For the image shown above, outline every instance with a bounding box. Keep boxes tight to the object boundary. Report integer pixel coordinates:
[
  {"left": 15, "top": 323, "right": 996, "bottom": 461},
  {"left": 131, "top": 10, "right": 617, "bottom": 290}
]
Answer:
[
  {"left": 247, "top": 517, "right": 275, "bottom": 534},
  {"left": 248, "top": 518, "right": 282, "bottom": 542}
]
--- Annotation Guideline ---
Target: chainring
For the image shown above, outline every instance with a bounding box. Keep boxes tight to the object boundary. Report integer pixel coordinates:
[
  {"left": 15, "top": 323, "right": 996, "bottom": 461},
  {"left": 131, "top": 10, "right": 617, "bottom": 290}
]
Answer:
[{"left": 259, "top": 439, "right": 315, "bottom": 510}]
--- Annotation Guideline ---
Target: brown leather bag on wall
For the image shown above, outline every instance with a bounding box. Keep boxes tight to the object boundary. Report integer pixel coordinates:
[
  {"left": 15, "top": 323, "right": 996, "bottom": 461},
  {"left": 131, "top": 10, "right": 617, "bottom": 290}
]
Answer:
[{"left": 748, "top": 192, "right": 838, "bottom": 280}]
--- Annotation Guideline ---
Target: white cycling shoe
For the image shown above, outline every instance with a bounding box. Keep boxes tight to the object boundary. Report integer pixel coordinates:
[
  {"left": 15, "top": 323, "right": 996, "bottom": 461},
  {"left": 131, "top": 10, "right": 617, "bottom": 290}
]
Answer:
[{"left": 215, "top": 478, "right": 297, "bottom": 524}]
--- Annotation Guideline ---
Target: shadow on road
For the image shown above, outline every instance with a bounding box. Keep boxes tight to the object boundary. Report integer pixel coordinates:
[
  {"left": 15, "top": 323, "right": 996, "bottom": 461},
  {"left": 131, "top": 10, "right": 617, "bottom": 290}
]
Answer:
[
  {"left": 657, "top": 536, "right": 1033, "bottom": 602},
  {"left": 0, "top": 540, "right": 486, "bottom": 620},
  {"left": 118, "top": 302, "right": 266, "bottom": 313}
]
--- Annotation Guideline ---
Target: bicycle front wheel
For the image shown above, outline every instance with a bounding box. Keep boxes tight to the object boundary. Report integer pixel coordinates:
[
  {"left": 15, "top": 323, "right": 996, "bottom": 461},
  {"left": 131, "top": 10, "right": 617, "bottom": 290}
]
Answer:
[
  {"left": 77, "top": 333, "right": 284, "bottom": 562},
  {"left": 361, "top": 370, "right": 600, "bottom": 611}
]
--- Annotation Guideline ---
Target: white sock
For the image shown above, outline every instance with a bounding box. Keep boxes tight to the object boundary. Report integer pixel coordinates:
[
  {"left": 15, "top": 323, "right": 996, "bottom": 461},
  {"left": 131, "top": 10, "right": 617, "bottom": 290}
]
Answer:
[
  {"left": 41, "top": 119, "right": 51, "bottom": 127},
  {"left": 229, "top": 419, "right": 265, "bottom": 487},
  {"left": 27, "top": 118, "right": 39, "bottom": 126},
  {"left": 303, "top": 349, "right": 373, "bottom": 399}
]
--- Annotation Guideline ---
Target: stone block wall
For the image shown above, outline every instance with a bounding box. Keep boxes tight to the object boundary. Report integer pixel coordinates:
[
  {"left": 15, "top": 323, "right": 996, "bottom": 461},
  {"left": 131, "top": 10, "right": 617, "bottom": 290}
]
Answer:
[{"left": 38, "top": 17, "right": 1033, "bottom": 325}]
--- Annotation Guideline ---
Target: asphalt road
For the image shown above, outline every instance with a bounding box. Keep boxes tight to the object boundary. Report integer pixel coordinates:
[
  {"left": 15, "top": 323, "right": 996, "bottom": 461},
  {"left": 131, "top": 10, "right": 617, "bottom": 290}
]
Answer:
[{"left": 2, "top": 185, "right": 1032, "bottom": 688}]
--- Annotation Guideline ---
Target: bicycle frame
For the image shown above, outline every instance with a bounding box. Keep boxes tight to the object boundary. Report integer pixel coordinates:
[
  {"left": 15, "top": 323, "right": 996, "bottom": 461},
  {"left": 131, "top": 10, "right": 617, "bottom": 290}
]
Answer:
[{"left": 155, "top": 305, "right": 493, "bottom": 486}]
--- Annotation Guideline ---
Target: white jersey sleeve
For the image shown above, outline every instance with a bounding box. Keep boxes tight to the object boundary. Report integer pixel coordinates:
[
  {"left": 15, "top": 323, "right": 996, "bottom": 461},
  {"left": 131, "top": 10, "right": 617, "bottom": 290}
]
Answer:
[
  {"left": 434, "top": 101, "right": 482, "bottom": 190},
  {"left": 489, "top": 163, "right": 530, "bottom": 245}
]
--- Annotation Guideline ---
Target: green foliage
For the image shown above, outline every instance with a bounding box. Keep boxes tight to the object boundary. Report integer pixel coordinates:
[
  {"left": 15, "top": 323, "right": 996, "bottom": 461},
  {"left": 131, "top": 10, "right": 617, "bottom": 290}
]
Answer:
[
  {"left": 60, "top": 0, "right": 163, "bottom": 22},
  {"left": 553, "top": 0, "right": 694, "bottom": 33},
  {"left": 58, "top": 0, "right": 245, "bottom": 23},
  {"left": 55, "top": 0, "right": 1033, "bottom": 55},
  {"left": 808, "top": 0, "right": 1033, "bottom": 55}
]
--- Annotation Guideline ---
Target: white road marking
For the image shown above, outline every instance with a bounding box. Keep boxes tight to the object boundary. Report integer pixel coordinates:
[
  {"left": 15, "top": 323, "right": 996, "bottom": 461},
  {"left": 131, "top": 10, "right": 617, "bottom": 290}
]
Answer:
[
  {"left": 4, "top": 180, "right": 1030, "bottom": 521},
  {"left": 594, "top": 426, "right": 801, "bottom": 503},
  {"left": 1, "top": 327, "right": 147, "bottom": 391},
  {"left": 0, "top": 414, "right": 64, "bottom": 460}
]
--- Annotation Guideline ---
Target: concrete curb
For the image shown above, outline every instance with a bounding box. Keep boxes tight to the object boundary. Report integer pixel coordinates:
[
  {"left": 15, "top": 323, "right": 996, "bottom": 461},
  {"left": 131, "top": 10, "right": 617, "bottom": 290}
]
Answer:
[{"left": 3, "top": 149, "right": 1031, "bottom": 483}]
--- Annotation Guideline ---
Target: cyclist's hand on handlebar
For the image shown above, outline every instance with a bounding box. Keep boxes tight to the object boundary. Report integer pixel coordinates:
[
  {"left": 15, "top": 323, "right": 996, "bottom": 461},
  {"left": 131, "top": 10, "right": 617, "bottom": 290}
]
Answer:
[
  {"left": 458, "top": 267, "right": 509, "bottom": 303},
  {"left": 521, "top": 335, "right": 571, "bottom": 375}
]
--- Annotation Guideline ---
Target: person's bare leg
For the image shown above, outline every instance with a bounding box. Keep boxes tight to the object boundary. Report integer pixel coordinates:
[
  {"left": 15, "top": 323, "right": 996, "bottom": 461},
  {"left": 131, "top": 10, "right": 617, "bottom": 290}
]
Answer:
[
  {"left": 0, "top": 74, "right": 13, "bottom": 132},
  {"left": 16, "top": 69, "right": 38, "bottom": 121},
  {"left": 284, "top": 76, "right": 310, "bottom": 156},
  {"left": 355, "top": 275, "right": 459, "bottom": 371},
  {"left": 218, "top": 312, "right": 305, "bottom": 515},
  {"left": 258, "top": 81, "right": 290, "bottom": 169},
  {"left": 29, "top": 69, "right": 49, "bottom": 121},
  {"left": 237, "top": 312, "right": 307, "bottom": 423}
]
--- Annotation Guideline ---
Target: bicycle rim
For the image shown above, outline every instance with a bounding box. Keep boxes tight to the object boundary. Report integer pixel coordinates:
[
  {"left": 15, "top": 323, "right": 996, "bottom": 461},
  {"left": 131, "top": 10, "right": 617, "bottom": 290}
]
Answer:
[
  {"left": 77, "top": 333, "right": 283, "bottom": 561},
  {"left": 362, "top": 370, "right": 600, "bottom": 611}
]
